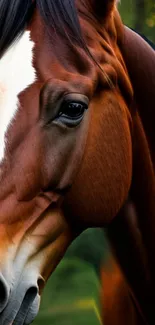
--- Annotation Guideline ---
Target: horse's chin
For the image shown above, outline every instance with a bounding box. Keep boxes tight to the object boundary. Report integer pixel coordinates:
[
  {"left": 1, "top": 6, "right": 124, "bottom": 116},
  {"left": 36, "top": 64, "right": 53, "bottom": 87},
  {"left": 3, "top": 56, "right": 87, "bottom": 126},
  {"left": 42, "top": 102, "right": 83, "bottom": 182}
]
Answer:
[{"left": 0, "top": 208, "right": 73, "bottom": 325}]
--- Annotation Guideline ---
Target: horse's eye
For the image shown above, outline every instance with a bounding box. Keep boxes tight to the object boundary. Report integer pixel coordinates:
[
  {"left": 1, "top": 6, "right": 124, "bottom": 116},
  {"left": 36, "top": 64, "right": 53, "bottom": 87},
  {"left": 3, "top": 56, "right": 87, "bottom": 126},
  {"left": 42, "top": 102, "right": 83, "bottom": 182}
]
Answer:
[
  {"left": 59, "top": 101, "right": 88, "bottom": 118},
  {"left": 56, "top": 100, "right": 88, "bottom": 127}
]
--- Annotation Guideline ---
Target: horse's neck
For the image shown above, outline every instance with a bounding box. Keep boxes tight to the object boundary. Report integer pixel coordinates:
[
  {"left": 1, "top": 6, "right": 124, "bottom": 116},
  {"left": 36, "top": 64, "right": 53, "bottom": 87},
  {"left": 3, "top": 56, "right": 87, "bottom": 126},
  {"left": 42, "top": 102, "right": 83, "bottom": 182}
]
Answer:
[
  {"left": 121, "top": 26, "right": 155, "bottom": 287},
  {"left": 107, "top": 111, "right": 155, "bottom": 325},
  {"left": 120, "top": 27, "right": 155, "bottom": 163},
  {"left": 107, "top": 27, "right": 155, "bottom": 325}
]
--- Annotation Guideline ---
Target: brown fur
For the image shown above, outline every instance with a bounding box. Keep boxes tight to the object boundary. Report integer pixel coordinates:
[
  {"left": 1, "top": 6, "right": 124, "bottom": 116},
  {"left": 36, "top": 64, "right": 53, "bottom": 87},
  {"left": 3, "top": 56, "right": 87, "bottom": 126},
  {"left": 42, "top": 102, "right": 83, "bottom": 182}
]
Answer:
[
  {"left": 100, "top": 255, "right": 144, "bottom": 325},
  {"left": 0, "top": 0, "right": 155, "bottom": 324}
]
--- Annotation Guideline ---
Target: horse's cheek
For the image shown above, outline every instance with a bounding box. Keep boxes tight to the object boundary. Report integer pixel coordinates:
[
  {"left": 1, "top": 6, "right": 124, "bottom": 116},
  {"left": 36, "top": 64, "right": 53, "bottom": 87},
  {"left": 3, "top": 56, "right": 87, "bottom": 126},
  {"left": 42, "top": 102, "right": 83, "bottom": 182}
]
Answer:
[{"left": 63, "top": 95, "right": 132, "bottom": 227}]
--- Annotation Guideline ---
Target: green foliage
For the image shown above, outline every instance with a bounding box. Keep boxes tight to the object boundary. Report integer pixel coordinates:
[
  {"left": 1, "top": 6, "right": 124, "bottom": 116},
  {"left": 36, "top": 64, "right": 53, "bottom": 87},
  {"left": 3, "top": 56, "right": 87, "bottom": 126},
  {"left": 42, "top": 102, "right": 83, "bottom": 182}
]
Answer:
[
  {"left": 65, "top": 228, "right": 109, "bottom": 275},
  {"left": 118, "top": 0, "right": 155, "bottom": 42},
  {"left": 33, "top": 258, "right": 102, "bottom": 325},
  {"left": 33, "top": 229, "right": 108, "bottom": 325},
  {"left": 118, "top": 1, "right": 135, "bottom": 28}
]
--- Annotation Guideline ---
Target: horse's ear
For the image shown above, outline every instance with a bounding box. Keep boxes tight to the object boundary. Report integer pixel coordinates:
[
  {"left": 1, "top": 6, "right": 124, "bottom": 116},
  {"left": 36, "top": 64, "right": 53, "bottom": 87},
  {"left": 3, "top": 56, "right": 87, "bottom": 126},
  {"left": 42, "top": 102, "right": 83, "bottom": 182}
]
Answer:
[{"left": 85, "top": 0, "right": 118, "bottom": 20}]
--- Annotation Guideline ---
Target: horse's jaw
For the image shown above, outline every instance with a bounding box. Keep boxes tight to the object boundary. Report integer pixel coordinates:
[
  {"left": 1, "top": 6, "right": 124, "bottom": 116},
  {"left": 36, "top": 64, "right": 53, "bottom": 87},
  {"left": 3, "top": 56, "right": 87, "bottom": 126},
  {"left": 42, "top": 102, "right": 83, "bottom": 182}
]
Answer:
[{"left": 0, "top": 207, "right": 72, "bottom": 325}]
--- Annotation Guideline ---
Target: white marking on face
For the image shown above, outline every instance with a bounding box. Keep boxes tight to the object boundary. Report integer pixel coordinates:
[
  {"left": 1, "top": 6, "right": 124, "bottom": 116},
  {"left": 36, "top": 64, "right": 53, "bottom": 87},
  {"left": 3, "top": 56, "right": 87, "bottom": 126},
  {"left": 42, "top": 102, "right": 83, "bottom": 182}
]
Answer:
[{"left": 0, "top": 31, "right": 36, "bottom": 162}]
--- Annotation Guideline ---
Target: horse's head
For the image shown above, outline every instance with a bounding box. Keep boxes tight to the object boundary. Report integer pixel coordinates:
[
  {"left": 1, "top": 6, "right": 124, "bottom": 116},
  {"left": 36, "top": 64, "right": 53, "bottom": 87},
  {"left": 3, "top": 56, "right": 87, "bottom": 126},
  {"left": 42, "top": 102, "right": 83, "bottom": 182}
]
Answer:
[{"left": 0, "top": 0, "right": 133, "bottom": 324}]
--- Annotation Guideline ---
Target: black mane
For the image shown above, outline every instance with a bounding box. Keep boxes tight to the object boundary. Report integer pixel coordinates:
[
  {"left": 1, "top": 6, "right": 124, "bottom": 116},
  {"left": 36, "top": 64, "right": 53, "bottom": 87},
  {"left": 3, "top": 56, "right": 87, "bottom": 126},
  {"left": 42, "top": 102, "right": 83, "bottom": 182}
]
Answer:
[
  {"left": 0, "top": 0, "right": 86, "bottom": 57},
  {"left": 0, "top": 0, "right": 33, "bottom": 57}
]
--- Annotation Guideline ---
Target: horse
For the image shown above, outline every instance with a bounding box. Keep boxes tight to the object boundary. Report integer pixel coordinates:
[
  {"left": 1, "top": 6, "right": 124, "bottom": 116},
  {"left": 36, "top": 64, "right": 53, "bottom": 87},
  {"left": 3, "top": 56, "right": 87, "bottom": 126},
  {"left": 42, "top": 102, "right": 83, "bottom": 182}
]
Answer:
[
  {"left": 99, "top": 32, "right": 155, "bottom": 325},
  {"left": 0, "top": 0, "right": 155, "bottom": 324}
]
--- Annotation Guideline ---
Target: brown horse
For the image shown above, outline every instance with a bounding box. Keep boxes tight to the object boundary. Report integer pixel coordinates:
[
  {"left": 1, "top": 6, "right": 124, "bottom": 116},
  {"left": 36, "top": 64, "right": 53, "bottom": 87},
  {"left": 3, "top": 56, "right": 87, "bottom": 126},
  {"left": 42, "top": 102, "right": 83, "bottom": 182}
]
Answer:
[{"left": 0, "top": 0, "right": 155, "bottom": 324}]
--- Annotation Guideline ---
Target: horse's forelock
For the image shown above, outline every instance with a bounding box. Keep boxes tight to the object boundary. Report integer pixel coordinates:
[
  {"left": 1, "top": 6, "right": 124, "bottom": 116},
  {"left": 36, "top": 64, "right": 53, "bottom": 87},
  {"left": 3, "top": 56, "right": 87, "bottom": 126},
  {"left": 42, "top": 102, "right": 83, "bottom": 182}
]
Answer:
[
  {"left": 36, "top": 0, "right": 90, "bottom": 56},
  {"left": 0, "top": 0, "right": 94, "bottom": 65},
  {"left": 0, "top": 0, "right": 34, "bottom": 57}
]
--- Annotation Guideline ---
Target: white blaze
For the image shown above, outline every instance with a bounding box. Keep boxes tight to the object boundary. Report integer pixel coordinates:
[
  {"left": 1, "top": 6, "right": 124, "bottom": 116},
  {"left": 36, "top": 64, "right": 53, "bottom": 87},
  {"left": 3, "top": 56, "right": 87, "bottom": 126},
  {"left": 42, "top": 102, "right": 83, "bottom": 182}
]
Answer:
[{"left": 0, "top": 31, "right": 36, "bottom": 162}]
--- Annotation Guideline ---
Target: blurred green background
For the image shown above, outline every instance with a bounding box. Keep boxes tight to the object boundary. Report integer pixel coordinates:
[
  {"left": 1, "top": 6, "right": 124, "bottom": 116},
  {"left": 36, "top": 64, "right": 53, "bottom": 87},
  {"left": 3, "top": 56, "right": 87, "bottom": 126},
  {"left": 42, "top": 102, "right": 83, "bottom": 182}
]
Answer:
[
  {"left": 33, "top": 2, "right": 155, "bottom": 325},
  {"left": 118, "top": 0, "right": 155, "bottom": 42},
  {"left": 33, "top": 229, "right": 109, "bottom": 325}
]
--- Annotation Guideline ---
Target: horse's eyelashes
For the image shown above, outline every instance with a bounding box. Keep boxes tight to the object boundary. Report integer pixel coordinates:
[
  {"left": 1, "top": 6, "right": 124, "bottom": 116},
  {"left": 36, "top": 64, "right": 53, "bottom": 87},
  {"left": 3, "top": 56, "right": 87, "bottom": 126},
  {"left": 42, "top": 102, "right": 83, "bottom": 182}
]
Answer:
[
  {"left": 54, "top": 94, "right": 89, "bottom": 127},
  {"left": 41, "top": 91, "right": 89, "bottom": 128}
]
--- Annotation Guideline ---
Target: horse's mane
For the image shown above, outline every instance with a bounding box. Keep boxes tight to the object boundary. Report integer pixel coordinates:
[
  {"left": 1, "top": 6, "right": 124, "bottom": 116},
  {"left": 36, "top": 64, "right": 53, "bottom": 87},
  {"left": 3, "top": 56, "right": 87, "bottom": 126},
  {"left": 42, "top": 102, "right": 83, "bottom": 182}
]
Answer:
[
  {"left": 0, "top": 0, "right": 33, "bottom": 56},
  {"left": 0, "top": 0, "right": 86, "bottom": 57}
]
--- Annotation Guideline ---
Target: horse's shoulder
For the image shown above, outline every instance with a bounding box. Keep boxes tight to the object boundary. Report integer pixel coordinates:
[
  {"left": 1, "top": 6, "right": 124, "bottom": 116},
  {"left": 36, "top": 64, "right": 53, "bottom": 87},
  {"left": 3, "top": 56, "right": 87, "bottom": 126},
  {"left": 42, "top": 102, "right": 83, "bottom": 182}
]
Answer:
[{"left": 130, "top": 28, "right": 155, "bottom": 50}]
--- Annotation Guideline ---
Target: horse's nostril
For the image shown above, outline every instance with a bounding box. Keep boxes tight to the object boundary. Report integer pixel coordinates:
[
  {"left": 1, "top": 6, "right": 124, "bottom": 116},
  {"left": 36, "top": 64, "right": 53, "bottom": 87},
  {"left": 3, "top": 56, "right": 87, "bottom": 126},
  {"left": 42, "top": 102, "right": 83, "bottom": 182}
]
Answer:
[
  {"left": 37, "top": 276, "right": 45, "bottom": 295},
  {"left": 24, "top": 286, "right": 38, "bottom": 304},
  {"left": 20, "top": 286, "right": 38, "bottom": 314},
  {"left": 13, "top": 286, "right": 38, "bottom": 325},
  {"left": 0, "top": 273, "right": 10, "bottom": 312}
]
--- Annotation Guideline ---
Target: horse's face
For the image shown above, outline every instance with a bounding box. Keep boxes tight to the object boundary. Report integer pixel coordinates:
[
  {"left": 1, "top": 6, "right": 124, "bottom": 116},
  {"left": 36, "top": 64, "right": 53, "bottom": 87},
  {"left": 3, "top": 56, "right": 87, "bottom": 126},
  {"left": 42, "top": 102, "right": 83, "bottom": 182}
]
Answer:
[
  {"left": 64, "top": 0, "right": 133, "bottom": 227},
  {"left": 0, "top": 11, "right": 95, "bottom": 325},
  {"left": 0, "top": 0, "right": 133, "bottom": 324}
]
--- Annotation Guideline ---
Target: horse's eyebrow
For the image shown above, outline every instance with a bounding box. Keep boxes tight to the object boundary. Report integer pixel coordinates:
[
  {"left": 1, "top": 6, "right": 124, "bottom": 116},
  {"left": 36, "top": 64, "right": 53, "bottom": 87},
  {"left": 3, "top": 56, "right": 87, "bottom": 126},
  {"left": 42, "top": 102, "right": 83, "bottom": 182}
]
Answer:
[
  {"left": 37, "top": 0, "right": 111, "bottom": 81},
  {"left": 37, "top": 0, "right": 96, "bottom": 63},
  {"left": 37, "top": 0, "right": 84, "bottom": 47}
]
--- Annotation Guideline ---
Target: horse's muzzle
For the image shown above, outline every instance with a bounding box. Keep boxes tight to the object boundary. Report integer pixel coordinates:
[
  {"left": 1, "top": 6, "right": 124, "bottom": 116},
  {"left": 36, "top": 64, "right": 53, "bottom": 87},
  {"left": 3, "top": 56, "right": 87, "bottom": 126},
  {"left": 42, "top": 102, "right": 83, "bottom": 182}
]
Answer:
[
  {"left": 0, "top": 267, "right": 41, "bottom": 325},
  {"left": 0, "top": 208, "right": 73, "bottom": 325}
]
